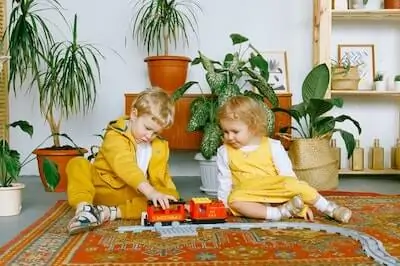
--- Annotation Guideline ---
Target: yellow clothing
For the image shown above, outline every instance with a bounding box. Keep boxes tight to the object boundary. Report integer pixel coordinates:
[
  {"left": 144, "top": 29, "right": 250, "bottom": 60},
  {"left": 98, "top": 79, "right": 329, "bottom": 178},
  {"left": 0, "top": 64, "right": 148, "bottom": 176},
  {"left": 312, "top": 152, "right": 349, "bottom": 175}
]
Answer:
[
  {"left": 227, "top": 137, "right": 318, "bottom": 217},
  {"left": 66, "top": 116, "right": 179, "bottom": 219}
]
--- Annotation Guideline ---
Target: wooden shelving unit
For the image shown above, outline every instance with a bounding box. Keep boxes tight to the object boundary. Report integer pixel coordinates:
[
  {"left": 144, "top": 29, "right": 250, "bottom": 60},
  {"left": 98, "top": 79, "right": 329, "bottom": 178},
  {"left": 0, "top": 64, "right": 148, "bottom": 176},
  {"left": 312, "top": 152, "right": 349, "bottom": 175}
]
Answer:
[
  {"left": 331, "top": 90, "right": 400, "bottom": 97},
  {"left": 339, "top": 168, "right": 400, "bottom": 175},
  {"left": 332, "top": 9, "right": 400, "bottom": 21}
]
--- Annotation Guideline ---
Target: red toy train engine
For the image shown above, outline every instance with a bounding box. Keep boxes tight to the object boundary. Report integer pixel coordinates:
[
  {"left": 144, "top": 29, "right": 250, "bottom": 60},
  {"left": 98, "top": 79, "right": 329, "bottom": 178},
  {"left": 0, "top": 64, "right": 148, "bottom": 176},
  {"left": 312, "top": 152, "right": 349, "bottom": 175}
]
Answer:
[{"left": 143, "top": 197, "right": 227, "bottom": 226}]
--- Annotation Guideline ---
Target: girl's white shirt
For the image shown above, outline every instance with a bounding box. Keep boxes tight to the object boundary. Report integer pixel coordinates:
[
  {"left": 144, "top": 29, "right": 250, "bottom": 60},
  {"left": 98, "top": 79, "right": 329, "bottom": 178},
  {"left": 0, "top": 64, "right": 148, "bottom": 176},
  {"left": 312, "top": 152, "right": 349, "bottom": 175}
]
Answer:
[
  {"left": 217, "top": 138, "right": 296, "bottom": 207},
  {"left": 136, "top": 142, "right": 152, "bottom": 178}
]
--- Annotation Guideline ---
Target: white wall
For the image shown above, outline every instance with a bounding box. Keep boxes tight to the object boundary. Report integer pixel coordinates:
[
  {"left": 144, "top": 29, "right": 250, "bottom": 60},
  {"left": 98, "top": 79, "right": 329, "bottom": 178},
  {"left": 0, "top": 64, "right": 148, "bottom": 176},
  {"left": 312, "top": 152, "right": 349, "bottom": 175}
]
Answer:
[{"left": 12, "top": 0, "right": 399, "bottom": 175}]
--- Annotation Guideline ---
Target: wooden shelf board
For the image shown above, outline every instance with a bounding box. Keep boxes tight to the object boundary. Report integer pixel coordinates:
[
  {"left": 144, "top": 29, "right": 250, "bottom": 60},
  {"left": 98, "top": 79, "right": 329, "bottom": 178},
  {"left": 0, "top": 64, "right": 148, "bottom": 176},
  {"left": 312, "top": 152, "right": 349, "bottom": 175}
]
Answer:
[
  {"left": 331, "top": 90, "right": 400, "bottom": 96},
  {"left": 339, "top": 168, "right": 400, "bottom": 175},
  {"left": 332, "top": 9, "right": 400, "bottom": 21}
]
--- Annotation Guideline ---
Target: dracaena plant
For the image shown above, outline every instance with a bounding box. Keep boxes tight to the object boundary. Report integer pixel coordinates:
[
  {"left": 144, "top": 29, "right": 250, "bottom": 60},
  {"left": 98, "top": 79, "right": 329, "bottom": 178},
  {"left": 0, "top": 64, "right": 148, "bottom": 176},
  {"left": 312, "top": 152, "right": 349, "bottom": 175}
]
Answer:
[
  {"left": 171, "top": 33, "right": 278, "bottom": 159},
  {"left": 131, "top": 0, "right": 201, "bottom": 55},
  {"left": 272, "top": 63, "right": 362, "bottom": 159}
]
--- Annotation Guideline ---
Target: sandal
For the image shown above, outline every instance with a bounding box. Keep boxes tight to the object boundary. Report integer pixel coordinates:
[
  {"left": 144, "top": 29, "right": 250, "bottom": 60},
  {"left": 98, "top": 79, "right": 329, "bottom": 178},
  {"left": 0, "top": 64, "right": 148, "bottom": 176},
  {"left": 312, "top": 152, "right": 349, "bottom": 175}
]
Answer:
[
  {"left": 278, "top": 195, "right": 304, "bottom": 218},
  {"left": 325, "top": 202, "right": 352, "bottom": 223},
  {"left": 68, "top": 204, "right": 101, "bottom": 235}
]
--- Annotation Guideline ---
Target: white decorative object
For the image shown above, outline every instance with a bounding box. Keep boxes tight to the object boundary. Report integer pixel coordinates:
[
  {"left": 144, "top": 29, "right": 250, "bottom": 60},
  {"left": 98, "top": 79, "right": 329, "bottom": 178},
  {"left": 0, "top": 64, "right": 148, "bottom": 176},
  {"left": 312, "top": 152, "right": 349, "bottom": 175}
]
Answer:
[
  {"left": 394, "top": 82, "right": 400, "bottom": 91},
  {"left": 0, "top": 183, "right": 25, "bottom": 216},
  {"left": 375, "top": 81, "right": 386, "bottom": 91},
  {"left": 194, "top": 153, "right": 218, "bottom": 196},
  {"left": 365, "top": 0, "right": 382, "bottom": 9},
  {"left": 333, "top": 0, "right": 349, "bottom": 10}
]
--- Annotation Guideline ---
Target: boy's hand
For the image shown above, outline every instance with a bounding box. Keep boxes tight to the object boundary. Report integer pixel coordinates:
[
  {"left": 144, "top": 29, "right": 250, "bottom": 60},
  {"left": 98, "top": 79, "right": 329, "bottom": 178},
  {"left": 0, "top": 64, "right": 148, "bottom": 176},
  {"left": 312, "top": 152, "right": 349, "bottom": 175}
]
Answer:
[{"left": 149, "top": 191, "right": 177, "bottom": 209}]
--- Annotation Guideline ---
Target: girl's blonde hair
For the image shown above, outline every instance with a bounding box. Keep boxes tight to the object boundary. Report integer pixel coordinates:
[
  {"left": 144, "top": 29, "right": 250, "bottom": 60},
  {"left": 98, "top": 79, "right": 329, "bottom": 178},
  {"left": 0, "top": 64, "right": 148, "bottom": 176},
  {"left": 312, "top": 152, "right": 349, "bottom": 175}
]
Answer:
[
  {"left": 132, "top": 87, "right": 175, "bottom": 128},
  {"left": 218, "top": 95, "right": 268, "bottom": 136}
]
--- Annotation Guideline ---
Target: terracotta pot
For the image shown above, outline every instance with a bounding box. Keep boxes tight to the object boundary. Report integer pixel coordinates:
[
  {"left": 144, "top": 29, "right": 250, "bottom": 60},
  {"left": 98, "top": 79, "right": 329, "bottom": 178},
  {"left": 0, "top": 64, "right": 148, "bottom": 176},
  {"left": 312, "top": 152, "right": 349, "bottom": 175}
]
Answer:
[
  {"left": 145, "top": 56, "right": 191, "bottom": 93},
  {"left": 33, "top": 147, "right": 87, "bottom": 192},
  {"left": 384, "top": 0, "right": 400, "bottom": 8}
]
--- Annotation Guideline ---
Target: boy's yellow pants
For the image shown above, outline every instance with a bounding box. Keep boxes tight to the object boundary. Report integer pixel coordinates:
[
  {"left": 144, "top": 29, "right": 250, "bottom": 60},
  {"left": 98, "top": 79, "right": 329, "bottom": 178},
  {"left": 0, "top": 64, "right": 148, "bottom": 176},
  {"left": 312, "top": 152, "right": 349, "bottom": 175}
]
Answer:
[{"left": 66, "top": 157, "right": 178, "bottom": 219}]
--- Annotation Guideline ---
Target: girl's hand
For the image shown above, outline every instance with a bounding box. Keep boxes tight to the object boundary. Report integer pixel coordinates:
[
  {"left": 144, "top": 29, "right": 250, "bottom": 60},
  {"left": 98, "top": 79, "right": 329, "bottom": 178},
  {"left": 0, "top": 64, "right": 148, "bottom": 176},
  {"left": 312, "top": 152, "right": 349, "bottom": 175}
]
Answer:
[{"left": 304, "top": 208, "right": 314, "bottom": 222}]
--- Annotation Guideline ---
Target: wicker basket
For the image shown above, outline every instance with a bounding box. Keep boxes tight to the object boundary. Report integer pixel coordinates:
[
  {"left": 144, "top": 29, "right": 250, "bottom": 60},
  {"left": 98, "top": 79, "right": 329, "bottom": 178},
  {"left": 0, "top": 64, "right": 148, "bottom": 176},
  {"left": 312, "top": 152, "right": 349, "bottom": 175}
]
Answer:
[
  {"left": 288, "top": 138, "right": 339, "bottom": 191},
  {"left": 331, "top": 66, "right": 360, "bottom": 91}
]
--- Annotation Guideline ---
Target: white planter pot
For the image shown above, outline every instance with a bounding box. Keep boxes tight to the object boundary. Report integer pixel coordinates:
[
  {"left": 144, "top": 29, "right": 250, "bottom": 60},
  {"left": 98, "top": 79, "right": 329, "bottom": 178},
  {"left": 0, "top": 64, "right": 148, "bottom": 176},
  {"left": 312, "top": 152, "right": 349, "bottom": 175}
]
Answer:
[
  {"left": 0, "top": 183, "right": 25, "bottom": 216},
  {"left": 365, "top": 0, "right": 382, "bottom": 9},
  {"left": 194, "top": 153, "right": 218, "bottom": 196},
  {"left": 351, "top": 0, "right": 365, "bottom": 8},
  {"left": 375, "top": 81, "right": 386, "bottom": 91},
  {"left": 394, "top": 81, "right": 400, "bottom": 91}
]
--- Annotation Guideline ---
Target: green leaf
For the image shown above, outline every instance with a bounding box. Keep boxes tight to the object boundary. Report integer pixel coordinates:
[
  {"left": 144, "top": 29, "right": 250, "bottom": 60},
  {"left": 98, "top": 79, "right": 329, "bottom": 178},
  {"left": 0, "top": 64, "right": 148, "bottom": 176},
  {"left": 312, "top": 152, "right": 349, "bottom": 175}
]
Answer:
[
  {"left": 8, "top": 120, "right": 34, "bottom": 137},
  {"left": 199, "top": 52, "right": 215, "bottom": 73},
  {"left": 334, "top": 129, "right": 356, "bottom": 159},
  {"left": 43, "top": 158, "right": 60, "bottom": 192},
  {"left": 200, "top": 123, "right": 222, "bottom": 159},
  {"left": 249, "top": 53, "right": 269, "bottom": 81},
  {"left": 262, "top": 103, "right": 275, "bottom": 136},
  {"left": 187, "top": 98, "right": 210, "bottom": 131},
  {"left": 302, "top": 63, "right": 330, "bottom": 103},
  {"left": 206, "top": 72, "right": 227, "bottom": 94},
  {"left": 171, "top": 81, "right": 198, "bottom": 102},
  {"left": 230, "top": 33, "right": 249, "bottom": 45},
  {"left": 247, "top": 80, "right": 278, "bottom": 107},
  {"left": 217, "top": 84, "right": 241, "bottom": 106}
]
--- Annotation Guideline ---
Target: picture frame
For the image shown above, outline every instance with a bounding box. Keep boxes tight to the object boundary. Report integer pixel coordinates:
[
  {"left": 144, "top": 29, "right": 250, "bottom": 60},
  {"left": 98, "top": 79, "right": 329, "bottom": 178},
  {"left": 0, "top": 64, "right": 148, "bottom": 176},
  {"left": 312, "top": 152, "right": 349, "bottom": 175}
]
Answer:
[
  {"left": 338, "top": 44, "right": 375, "bottom": 90},
  {"left": 261, "top": 51, "right": 290, "bottom": 93}
]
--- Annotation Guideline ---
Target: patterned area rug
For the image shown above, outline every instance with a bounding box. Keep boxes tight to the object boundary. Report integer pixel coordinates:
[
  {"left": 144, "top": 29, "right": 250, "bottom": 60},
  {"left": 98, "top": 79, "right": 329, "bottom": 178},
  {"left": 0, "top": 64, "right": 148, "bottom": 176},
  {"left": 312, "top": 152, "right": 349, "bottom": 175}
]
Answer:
[{"left": 1, "top": 191, "right": 399, "bottom": 266}]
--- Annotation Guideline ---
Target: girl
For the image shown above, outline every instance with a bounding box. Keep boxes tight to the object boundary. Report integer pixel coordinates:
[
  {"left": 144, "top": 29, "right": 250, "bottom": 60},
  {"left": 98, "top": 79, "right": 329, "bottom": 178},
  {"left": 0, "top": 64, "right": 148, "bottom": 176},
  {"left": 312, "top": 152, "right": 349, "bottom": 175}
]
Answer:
[
  {"left": 66, "top": 87, "right": 179, "bottom": 234},
  {"left": 217, "top": 95, "right": 351, "bottom": 223}
]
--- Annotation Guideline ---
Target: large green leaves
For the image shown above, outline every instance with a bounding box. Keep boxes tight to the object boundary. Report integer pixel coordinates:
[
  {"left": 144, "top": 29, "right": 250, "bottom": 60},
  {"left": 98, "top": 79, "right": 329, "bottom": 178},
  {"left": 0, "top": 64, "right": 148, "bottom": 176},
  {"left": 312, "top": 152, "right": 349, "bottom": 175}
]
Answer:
[
  {"left": 8, "top": 120, "right": 34, "bottom": 137},
  {"left": 170, "top": 81, "right": 198, "bottom": 102},
  {"left": 302, "top": 63, "right": 330, "bottom": 103},
  {"left": 0, "top": 141, "right": 21, "bottom": 187},
  {"left": 200, "top": 123, "right": 222, "bottom": 159},
  {"left": 43, "top": 158, "right": 60, "bottom": 191}
]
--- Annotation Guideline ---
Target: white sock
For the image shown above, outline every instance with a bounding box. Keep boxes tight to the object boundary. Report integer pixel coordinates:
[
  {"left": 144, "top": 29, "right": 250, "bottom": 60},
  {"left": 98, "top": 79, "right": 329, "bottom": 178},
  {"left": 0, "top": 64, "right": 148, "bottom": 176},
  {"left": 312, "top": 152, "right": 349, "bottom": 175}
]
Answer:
[
  {"left": 266, "top": 207, "right": 282, "bottom": 221},
  {"left": 313, "top": 196, "right": 330, "bottom": 212},
  {"left": 96, "top": 205, "right": 120, "bottom": 222}
]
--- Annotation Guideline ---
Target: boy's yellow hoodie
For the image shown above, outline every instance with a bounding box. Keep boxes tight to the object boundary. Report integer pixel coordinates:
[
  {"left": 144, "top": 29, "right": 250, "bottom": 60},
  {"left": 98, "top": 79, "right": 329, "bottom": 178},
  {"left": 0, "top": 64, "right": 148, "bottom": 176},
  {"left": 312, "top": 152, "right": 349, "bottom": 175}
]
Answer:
[{"left": 92, "top": 116, "right": 178, "bottom": 196}]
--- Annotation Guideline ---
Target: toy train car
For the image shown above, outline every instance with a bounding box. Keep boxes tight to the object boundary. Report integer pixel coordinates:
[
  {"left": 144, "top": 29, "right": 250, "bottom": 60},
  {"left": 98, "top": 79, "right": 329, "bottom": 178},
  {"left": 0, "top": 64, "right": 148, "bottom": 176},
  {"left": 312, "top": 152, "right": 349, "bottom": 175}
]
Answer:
[{"left": 142, "top": 197, "right": 227, "bottom": 226}]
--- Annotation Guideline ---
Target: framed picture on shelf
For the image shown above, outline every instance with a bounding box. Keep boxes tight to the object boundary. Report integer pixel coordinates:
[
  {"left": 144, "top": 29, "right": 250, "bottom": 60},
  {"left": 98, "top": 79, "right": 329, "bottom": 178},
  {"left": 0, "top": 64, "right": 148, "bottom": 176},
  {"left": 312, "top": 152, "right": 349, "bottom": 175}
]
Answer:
[
  {"left": 338, "top": 44, "right": 375, "bottom": 90},
  {"left": 261, "top": 51, "right": 290, "bottom": 93}
]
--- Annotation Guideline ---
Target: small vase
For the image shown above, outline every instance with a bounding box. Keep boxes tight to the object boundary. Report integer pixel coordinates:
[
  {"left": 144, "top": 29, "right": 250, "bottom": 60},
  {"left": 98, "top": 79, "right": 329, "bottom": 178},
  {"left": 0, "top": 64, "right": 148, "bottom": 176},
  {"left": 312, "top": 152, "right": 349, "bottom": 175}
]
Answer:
[
  {"left": 333, "top": 0, "right": 349, "bottom": 9},
  {"left": 394, "top": 81, "right": 400, "bottom": 91},
  {"left": 375, "top": 81, "right": 386, "bottom": 91},
  {"left": 366, "top": 0, "right": 382, "bottom": 9},
  {"left": 352, "top": 0, "right": 365, "bottom": 8}
]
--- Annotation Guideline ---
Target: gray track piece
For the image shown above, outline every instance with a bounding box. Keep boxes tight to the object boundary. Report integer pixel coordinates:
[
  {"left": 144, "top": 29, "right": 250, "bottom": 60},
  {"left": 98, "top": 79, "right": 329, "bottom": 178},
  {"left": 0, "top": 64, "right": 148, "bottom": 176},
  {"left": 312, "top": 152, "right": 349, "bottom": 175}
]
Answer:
[{"left": 117, "top": 221, "right": 400, "bottom": 265}]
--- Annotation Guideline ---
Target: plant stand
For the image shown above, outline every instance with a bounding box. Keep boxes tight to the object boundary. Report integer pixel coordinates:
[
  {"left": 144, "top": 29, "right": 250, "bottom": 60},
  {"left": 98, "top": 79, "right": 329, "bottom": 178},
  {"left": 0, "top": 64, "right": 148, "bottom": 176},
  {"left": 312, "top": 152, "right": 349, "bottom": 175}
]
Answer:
[
  {"left": 0, "top": 183, "right": 25, "bottom": 216},
  {"left": 194, "top": 153, "right": 218, "bottom": 196}
]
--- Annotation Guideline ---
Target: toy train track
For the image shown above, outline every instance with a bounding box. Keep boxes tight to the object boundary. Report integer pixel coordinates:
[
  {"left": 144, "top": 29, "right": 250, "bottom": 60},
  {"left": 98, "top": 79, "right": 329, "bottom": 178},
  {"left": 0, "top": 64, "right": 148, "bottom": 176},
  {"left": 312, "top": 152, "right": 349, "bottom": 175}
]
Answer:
[{"left": 116, "top": 222, "right": 400, "bottom": 266}]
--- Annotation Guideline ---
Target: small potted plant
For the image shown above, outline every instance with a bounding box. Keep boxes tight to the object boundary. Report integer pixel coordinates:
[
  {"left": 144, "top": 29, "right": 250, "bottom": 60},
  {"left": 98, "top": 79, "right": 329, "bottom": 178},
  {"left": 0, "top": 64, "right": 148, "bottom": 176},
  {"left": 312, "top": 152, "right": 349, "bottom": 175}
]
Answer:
[
  {"left": 331, "top": 57, "right": 361, "bottom": 90},
  {"left": 374, "top": 72, "right": 386, "bottom": 91},
  {"left": 394, "top": 75, "right": 400, "bottom": 91},
  {"left": 0, "top": 121, "right": 33, "bottom": 216},
  {"left": 131, "top": 0, "right": 202, "bottom": 93},
  {"left": 172, "top": 33, "right": 278, "bottom": 195}
]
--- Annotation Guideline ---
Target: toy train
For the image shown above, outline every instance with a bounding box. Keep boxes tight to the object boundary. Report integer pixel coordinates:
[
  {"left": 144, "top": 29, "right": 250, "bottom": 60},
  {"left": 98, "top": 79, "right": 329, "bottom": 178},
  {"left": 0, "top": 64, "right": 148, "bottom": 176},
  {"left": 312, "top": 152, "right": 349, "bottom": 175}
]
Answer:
[{"left": 141, "top": 197, "right": 227, "bottom": 226}]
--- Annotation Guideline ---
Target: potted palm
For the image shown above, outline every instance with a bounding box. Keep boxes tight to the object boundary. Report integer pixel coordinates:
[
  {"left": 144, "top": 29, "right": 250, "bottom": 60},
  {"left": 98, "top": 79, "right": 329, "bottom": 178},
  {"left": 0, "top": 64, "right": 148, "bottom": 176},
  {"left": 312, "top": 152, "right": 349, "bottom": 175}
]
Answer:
[
  {"left": 131, "top": 0, "right": 201, "bottom": 93},
  {"left": 273, "top": 63, "right": 362, "bottom": 190},
  {"left": 31, "top": 14, "right": 104, "bottom": 192},
  {"left": 172, "top": 33, "right": 278, "bottom": 195}
]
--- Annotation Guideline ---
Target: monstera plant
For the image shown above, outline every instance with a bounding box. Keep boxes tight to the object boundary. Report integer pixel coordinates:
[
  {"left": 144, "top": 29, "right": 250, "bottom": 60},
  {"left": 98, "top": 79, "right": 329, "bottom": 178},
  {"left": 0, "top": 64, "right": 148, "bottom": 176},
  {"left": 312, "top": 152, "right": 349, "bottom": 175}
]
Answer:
[{"left": 172, "top": 33, "right": 278, "bottom": 160}]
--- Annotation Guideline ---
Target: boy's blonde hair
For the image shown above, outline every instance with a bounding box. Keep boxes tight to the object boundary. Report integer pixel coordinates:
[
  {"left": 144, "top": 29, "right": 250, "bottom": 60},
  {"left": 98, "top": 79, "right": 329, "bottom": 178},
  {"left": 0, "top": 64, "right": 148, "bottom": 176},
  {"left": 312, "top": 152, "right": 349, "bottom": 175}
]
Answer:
[
  {"left": 132, "top": 87, "right": 175, "bottom": 128},
  {"left": 218, "top": 95, "right": 268, "bottom": 136}
]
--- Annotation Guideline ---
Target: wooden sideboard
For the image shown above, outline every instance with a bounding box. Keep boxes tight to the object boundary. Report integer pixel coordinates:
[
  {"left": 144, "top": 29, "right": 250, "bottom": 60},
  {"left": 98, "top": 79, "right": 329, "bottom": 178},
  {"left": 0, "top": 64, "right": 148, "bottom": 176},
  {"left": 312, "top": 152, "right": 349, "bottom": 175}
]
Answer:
[{"left": 125, "top": 93, "right": 292, "bottom": 150}]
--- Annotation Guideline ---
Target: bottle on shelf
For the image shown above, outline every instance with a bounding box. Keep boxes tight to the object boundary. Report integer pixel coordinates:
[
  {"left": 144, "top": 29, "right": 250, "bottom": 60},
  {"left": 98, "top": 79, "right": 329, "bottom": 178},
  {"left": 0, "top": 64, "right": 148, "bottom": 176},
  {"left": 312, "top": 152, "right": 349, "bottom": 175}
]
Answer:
[
  {"left": 369, "top": 138, "right": 384, "bottom": 170},
  {"left": 349, "top": 139, "right": 364, "bottom": 171},
  {"left": 330, "top": 139, "right": 341, "bottom": 169},
  {"left": 390, "top": 138, "right": 400, "bottom": 169}
]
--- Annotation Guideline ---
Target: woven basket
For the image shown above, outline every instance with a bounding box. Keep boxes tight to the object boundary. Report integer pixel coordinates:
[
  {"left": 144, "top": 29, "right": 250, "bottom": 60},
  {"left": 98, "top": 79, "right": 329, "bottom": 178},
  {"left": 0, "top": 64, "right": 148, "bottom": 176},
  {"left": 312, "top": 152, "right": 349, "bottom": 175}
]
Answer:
[
  {"left": 331, "top": 67, "right": 360, "bottom": 91},
  {"left": 288, "top": 138, "right": 339, "bottom": 191}
]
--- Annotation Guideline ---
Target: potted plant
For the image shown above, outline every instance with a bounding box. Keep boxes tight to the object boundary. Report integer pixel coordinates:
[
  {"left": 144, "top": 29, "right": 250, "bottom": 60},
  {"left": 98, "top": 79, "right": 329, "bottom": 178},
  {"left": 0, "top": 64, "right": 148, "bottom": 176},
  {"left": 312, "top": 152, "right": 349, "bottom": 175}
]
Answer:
[
  {"left": 273, "top": 63, "right": 362, "bottom": 190},
  {"left": 394, "top": 74, "right": 400, "bottom": 91},
  {"left": 331, "top": 57, "right": 361, "bottom": 91},
  {"left": 0, "top": 121, "right": 33, "bottom": 216},
  {"left": 131, "top": 0, "right": 202, "bottom": 93},
  {"left": 374, "top": 72, "right": 385, "bottom": 91},
  {"left": 30, "top": 14, "right": 104, "bottom": 192},
  {"left": 172, "top": 33, "right": 278, "bottom": 195}
]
